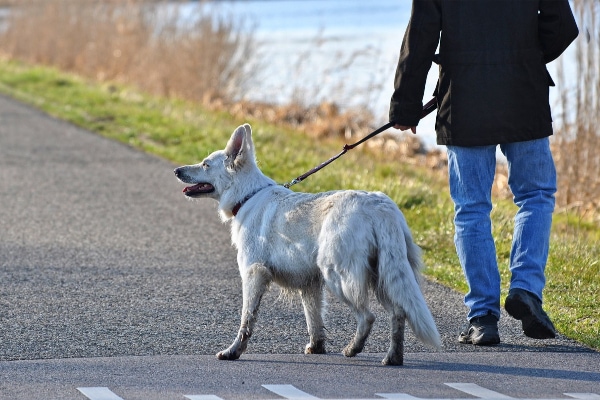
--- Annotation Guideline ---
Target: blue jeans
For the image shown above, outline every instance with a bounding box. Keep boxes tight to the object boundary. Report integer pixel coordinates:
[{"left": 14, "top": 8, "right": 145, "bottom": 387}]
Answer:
[{"left": 447, "top": 138, "right": 556, "bottom": 321}]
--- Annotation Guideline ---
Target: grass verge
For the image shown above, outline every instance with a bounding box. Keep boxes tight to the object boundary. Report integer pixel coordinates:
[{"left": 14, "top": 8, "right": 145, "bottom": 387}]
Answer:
[{"left": 0, "top": 59, "right": 598, "bottom": 350}]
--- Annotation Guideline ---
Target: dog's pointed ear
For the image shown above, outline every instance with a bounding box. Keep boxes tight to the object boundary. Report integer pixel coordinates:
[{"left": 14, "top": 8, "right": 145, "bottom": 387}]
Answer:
[
  {"left": 241, "top": 123, "right": 256, "bottom": 155},
  {"left": 224, "top": 124, "right": 253, "bottom": 170}
]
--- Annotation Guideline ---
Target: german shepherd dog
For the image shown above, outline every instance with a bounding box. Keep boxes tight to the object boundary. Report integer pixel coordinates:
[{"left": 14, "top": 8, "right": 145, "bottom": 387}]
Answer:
[{"left": 174, "top": 124, "right": 441, "bottom": 365}]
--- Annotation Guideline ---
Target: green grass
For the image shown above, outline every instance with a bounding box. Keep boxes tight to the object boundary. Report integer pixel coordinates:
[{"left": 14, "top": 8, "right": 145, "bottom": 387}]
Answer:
[{"left": 1, "top": 59, "right": 598, "bottom": 350}]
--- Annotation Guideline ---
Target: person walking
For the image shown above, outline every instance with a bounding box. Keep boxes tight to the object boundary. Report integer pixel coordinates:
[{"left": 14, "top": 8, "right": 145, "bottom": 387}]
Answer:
[{"left": 389, "top": 0, "right": 578, "bottom": 345}]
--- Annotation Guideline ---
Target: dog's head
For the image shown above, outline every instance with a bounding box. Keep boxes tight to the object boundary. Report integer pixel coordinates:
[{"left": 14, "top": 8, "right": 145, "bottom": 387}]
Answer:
[{"left": 174, "top": 123, "right": 269, "bottom": 218}]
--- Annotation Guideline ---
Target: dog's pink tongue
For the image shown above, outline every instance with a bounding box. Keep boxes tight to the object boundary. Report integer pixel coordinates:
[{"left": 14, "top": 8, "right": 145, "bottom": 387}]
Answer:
[{"left": 183, "top": 184, "right": 202, "bottom": 193}]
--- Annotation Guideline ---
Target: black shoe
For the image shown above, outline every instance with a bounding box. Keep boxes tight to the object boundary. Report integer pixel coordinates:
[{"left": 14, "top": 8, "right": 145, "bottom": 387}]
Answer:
[
  {"left": 505, "top": 288, "right": 556, "bottom": 339},
  {"left": 458, "top": 313, "right": 500, "bottom": 345}
]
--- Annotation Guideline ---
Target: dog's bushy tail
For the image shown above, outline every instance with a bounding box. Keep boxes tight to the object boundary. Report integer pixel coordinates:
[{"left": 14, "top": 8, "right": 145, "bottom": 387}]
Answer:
[{"left": 377, "top": 212, "right": 442, "bottom": 349}]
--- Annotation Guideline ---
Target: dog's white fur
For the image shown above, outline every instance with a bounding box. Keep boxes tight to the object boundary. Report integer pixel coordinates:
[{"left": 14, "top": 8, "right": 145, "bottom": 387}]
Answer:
[{"left": 175, "top": 124, "right": 441, "bottom": 365}]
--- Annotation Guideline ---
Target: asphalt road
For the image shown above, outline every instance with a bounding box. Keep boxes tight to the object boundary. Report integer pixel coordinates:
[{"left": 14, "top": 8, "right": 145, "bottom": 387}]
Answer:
[{"left": 0, "top": 94, "right": 598, "bottom": 400}]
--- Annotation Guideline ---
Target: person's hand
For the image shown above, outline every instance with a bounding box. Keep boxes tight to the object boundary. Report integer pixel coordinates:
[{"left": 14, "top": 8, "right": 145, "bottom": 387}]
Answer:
[{"left": 393, "top": 124, "right": 417, "bottom": 134}]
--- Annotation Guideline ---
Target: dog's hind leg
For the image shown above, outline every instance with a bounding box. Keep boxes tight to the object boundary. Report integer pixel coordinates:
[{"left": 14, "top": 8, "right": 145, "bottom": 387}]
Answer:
[
  {"left": 376, "top": 289, "right": 406, "bottom": 366},
  {"left": 382, "top": 312, "right": 406, "bottom": 366},
  {"left": 334, "top": 274, "right": 375, "bottom": 357},
  {"left": 217, "top": 263, "right": 272, "bottom": 361},
  {"left": 300, "top": 283, "right": 326, "bottom": 354},
  {"left": 319, "top": 229, "right": 375, "bottom": 358},
  {"left": 321, "top": 264, "right": 375, "bottom": 358},
  {"left": 342, "top": 301, "right": 375, "bottom": 358}
]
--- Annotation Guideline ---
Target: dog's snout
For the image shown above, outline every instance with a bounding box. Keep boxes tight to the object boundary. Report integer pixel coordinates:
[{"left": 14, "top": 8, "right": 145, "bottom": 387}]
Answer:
[{"left": 174, "top": 168, "right": 183, "bottom": 178}]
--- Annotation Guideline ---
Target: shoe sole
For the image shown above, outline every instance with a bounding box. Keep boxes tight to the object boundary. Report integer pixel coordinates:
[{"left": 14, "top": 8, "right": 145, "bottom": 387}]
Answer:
[
  {"left": 465, "top": 337, "right": 500, "bottom": 346},
  {"left": 458, "top": 332, "right": 500, "bottom": 346},
  {"left": 505, "top": 293, "right": 556, "bottom": 339}
]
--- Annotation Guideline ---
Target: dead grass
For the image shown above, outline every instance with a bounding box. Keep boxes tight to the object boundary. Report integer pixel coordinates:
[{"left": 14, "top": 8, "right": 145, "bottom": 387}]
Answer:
[
  {"left": 553, "top": 0, "right": 600, "bottom": 220},
  {"left": 0, "top": 0, "right": 256, "bottom": 104},
  {"left": 0, "top": 0, "right": 385, "bottom": 142}
]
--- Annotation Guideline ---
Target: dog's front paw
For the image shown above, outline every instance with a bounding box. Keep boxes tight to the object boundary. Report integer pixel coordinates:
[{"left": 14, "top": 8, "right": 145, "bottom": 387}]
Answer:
[
  {"left": 304, "top": 341, "right": 326, "bottom": 354},
  {"left": 216, "top": 348, "right": 241, "bottom": 361}
]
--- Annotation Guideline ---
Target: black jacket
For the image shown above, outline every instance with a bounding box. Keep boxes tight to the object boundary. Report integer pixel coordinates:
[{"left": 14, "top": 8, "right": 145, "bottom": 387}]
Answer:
[{"left": 389, "top": 0, "right": 579, "bottom": 146}]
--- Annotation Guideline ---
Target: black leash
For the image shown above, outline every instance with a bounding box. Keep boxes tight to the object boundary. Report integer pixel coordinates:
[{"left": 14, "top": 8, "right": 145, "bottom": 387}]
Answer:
[{"left": 283, "top": 97, "right": 437, "bottom": 189}]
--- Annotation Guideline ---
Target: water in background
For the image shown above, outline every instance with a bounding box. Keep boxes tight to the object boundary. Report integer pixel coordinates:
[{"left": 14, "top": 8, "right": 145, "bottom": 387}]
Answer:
[
  {"left": 181, "top": 0, "right": 439, "bottom": 146},
  {"left": 180, "top": 0, "right": 576, "bottom": 149}
]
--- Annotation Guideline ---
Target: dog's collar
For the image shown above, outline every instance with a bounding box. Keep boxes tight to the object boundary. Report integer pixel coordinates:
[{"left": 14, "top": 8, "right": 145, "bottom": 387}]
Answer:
[{"left": 231, "top": 185, "right": 273, "bottom": 217}]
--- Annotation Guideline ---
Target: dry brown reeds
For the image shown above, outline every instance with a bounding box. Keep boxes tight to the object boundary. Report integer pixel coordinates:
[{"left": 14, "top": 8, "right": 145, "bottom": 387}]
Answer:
[
  {"left": 553, "top": 0, "right": 600, "bottom": 218},
  {"left": 0, "top": 0, "right": 379, "bottom": 140},
  {"left": 0, "top": 0, "right": 257, "bottom": 103}
]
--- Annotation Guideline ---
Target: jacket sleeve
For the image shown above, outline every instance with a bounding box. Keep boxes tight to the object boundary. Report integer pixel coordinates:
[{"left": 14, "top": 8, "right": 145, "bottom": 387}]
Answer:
[
  {"left": 539, "top": 0, "right": 579, "bottom": 63},
  {"left": 389, "top": 0, "right": 441, "bottom": 126}
]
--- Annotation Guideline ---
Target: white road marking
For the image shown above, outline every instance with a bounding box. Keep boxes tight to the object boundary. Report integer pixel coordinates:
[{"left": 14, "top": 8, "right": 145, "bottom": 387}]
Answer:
[
  {"left": 75, "top": 383, "right": 600, "bottom": 400},
  {"left": 445, "top": 383, "right": 515, "bottom": 399},
  {"left": 77, "top": 387, "right": 124, "bottom": 400},
  {"left": 262, "top": 384, "right": 320, "bottom": 399}
]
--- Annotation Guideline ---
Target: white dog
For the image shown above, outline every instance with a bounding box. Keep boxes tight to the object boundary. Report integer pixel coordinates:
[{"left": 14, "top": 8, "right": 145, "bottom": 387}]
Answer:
[{"left": 174, "top": 124, "right": 441, "bottom": 365}]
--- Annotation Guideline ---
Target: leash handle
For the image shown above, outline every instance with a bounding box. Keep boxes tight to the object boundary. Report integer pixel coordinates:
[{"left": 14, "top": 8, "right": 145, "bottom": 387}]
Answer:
[
  {"left": 346, "top": 97, "right": 438, "bottom": 151},
  {"left": 421, "top": 96, "right": 437, "bottom": 119},
  {"left": 283, "top": 97, "right": 437, "bottom": 189}
]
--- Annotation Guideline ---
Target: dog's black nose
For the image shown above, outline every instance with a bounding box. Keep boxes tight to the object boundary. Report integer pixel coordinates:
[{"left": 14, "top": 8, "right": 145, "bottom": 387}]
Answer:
[{"left": 174, "top": 168, "right": 182, "bottom": 178}]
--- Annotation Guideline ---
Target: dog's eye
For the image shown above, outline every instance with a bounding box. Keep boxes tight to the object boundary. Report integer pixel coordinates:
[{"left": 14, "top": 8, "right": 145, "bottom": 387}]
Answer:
[{"left": 202, "top": 162, "right": 209, "bottom": 169}]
